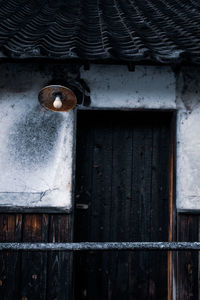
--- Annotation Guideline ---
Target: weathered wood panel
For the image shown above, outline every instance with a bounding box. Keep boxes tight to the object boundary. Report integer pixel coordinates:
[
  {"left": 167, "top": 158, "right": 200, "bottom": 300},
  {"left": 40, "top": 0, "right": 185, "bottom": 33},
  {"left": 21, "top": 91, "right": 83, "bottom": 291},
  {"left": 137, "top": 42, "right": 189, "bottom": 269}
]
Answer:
[
  {"left": 1, "top": 213, "right": 200, "bottom": 300},
  {"left": 177, "top": 214, "right": 199, "bottom": 300},
  {"left": 74, "top": 111, "right": 172, "bottom": 300},
  {"left": 0, "top": 213, "right": 72, "bottom": 300},
  {"left": 20, "top": 214, "right": 49, "bottom": 300},
  {"left": 149, "top": 120, "right": 170, "bottom": 299},
  {"left": 0, "top": 214, "right": 22, "bottom": 300},
  {"left": 46, "top": 215, "right": 73, "bottom": 300}
]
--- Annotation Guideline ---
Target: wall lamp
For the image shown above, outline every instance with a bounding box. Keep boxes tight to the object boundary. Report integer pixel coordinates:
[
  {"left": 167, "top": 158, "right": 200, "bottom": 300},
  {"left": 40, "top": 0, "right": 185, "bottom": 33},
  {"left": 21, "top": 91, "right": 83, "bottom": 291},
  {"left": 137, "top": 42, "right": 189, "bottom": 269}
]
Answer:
[{"left": 38, "top": 85, "right": 77, "bottom": 112}]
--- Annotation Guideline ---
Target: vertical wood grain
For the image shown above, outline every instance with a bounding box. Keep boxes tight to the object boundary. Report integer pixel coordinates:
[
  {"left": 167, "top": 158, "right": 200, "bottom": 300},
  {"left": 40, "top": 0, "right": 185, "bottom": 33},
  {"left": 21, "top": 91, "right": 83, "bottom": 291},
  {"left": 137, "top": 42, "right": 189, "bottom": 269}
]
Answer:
[
  {"left": 177, "top": 214, "right": 199, "bottom": 300},
  {"left": 149, "top": 119, "right": 170, "bottom": 299},
  {"left": 168, "top": 113, "right": 176, "bottom": 300},
  {"left": 130, "top": 121, "right": 153, "bottom": 299},
  {"left": 20, "top": 214, "right": 49, "bottom": 300},
  {"left": 46, "top": 214, "right": 73, "bottom": 300},
  {"left": 0, "top": 214, "right": 22, "bottom": 300},
  {"left": 0, "top": 213, "right": 73, "bottom": 300},
  {"left": 74, "top": 111, "right": 172, "bottom": 300}
]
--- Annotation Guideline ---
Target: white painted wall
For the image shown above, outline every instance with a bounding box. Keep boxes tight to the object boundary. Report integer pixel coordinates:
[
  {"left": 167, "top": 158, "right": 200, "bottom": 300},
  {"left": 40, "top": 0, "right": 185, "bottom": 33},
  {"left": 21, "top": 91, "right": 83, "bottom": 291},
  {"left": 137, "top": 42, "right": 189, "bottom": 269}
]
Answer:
[
  {"left": 176, "top": 67, "right": 200, "bottom": 211},
  {"left": 0, "top": 64, "right": 74, "bottom": 210},
  {"left": 81, "top": 65, "right": 176, "bottom": 109},
  {"left": 0, "top": 63, "right": 199, "bottom": 211}
]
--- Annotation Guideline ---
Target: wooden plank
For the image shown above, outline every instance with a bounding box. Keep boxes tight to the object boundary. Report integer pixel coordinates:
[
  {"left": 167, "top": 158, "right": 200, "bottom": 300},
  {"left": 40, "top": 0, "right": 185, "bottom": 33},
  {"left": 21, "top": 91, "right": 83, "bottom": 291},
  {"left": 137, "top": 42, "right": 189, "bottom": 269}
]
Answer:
[
  {"left": 130, "top": 117, "right": 153, "bottom": 299},
  {"left": 168, "top": 113, "right": 176, "bottom": 300},
  {"left": 74, "top": 111, "right": 95, "bottom": 242},
  {"left": 0, "top": 214, "right": 22, "bottom": 300},
  {"left": 74, "top": 111, "right": 96, "bottom": 300},
  {"left": 46, "top": 214, "right": 73, "bottom": 300},
  {"left": 177, "top": 214, "right": 199, "bottom": 300},
  {"left": 74, "top": 111, "right": 172, "bottom": 300},
  {"left": 88, "top": 113, "right": 113, "bottom": 300},
  {"left": 149, "top": 116, "right": 170, "bottom": 299},
  {"left": 105, "top": 113, "right": 132, "bottom": 299},
  {"left": 20, "top": 214, "right": 49, "bottom": 300}
]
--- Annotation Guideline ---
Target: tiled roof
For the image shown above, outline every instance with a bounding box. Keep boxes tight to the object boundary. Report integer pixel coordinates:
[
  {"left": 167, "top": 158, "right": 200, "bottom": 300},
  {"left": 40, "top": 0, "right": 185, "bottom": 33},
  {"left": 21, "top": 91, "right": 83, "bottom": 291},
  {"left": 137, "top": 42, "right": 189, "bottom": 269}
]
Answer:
[{"left": 0, "top": 0, "right": 200, "bottom": 63}]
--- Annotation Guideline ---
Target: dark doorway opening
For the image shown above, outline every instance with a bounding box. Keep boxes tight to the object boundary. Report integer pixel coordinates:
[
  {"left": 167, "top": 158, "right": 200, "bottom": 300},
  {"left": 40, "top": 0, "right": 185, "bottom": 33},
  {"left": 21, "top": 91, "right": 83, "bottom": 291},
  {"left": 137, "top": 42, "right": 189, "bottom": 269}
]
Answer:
[{"left": 74, "top": 110, "right": 174, "bottom": 300}]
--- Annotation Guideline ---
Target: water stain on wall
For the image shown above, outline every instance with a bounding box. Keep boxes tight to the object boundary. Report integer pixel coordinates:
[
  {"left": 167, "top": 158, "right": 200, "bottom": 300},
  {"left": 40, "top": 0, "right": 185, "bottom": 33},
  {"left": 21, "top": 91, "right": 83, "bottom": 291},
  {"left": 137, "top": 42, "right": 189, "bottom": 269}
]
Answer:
[{"left": 8, "top": 106, "right": 64, "bottom": 168}]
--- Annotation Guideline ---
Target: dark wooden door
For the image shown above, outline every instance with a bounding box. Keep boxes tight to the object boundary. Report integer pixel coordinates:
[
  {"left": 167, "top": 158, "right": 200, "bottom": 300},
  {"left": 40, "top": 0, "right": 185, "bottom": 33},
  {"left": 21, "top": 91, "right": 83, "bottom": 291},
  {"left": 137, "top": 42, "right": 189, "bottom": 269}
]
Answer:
[{"left": 74, "top": 110, "right": 173, "bottom": 300}]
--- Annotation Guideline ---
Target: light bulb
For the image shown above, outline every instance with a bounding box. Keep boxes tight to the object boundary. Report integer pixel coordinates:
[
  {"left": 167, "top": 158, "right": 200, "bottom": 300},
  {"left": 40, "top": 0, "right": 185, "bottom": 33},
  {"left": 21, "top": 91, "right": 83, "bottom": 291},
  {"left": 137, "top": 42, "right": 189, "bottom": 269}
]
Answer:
[{"left": 53, "top": 96, "right": 62, "bottom": 109}]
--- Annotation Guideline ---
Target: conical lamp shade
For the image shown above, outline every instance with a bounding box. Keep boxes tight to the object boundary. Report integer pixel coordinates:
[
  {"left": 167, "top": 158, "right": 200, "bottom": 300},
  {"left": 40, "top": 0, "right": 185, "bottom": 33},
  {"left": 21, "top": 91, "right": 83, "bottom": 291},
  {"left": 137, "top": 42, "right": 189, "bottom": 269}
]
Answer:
[{"left": 38, "top": 85, "right": 77, "bottom": 112}]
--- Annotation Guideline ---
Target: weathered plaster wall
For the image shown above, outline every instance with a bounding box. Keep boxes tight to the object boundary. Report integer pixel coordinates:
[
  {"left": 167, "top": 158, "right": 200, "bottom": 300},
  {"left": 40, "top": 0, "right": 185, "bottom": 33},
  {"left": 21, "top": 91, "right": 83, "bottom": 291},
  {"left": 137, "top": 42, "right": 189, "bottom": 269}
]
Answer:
[
  {"left": 176, "top": 67, "right": 200, "bottom": 211},
  {"left": 0, "top": 63, "right": 76, "bottom": 210},
  {"left": 0, "top": 63, "right": 199, "bottom": 211},
  {"left": 80, "top": 64, "right": 176, "bottom": 109}
]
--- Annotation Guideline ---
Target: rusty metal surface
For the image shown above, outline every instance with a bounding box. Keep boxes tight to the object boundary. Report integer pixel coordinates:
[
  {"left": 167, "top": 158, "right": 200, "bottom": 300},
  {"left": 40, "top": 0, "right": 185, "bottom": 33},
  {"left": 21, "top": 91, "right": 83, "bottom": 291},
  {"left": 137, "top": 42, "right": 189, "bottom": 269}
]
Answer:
[
  {"left": 38, "top": 85, "right": 77, "bottom": 112},
  {"left": 1, "top": 242, "right": 200, "bottom": 251}
]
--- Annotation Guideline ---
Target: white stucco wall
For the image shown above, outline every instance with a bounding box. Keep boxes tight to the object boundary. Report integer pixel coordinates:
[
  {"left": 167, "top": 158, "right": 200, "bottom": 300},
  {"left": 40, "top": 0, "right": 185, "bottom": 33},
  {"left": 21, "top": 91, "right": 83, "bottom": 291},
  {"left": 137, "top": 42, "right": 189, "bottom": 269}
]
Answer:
[
  {"left": 81, "top": 64, "right": 176, "bottom": 109},
  {"left": 176, "top": 67, "right": 200, "bottom": 211},
  {"left": 0, "top": 64, "right": 74, "bottom": 210},
  {"left": 0, "top": 63, "right": 199, "bottom": 211}
]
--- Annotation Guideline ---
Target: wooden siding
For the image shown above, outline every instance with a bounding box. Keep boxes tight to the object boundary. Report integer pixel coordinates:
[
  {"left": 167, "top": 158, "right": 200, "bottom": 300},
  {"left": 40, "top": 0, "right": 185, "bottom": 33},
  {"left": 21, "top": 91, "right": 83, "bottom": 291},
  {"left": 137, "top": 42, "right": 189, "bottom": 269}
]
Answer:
[
  {"left": 176, "top": 214, "right": 199, "bottom": 300},
  {"left": 0, "top": 214, "right": 199, "bottom": 299},
  {"left": 0, "top": 214, "right": 72, "bottom": 300}
]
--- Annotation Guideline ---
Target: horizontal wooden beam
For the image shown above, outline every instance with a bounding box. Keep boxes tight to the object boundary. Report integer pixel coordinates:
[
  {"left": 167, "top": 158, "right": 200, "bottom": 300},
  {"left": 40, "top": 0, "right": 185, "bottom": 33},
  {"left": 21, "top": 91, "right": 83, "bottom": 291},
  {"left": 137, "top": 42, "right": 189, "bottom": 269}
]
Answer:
[{"left": 0, "top": 242, "right": 200, "bottom": 251}]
